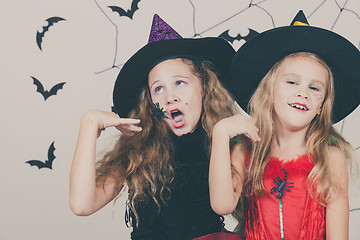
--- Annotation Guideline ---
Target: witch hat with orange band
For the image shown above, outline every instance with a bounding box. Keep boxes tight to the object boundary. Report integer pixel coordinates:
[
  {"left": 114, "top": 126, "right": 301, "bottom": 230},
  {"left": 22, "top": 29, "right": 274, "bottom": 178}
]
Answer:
[{"left": 231, "top": 10, "right": 360, "bottom": 123}]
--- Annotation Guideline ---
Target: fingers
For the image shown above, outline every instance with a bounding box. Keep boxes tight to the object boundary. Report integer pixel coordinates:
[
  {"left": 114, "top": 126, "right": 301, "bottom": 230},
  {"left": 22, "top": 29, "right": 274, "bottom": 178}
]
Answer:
[
  {"left": 115, "top": 118, "right": 141, "bottom": 125},
  {"left": 220, "top": 114, "right": 260, "bottom": 142},
  {"left": 243, "top": 127, "right": 260, "bottom": 142},
  {"left": 238, "top": 116, "right": 260, "bottom": 142},
  {"left": 115, "top": 123, "right": 142, "bottom": 135},
  {"left": 116, "top": 127, "right": 136, "bottom": 136},
  {"left": 84, "top": 110, "right": 143, "bottom": 136},
  {"left": 105, "top": 115, "right": 141, "bottom": 129}
]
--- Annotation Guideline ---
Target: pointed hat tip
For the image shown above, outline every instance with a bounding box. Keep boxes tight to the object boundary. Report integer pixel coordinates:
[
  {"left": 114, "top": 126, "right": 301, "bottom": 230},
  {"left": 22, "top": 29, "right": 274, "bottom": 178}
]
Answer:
[
  {"left": 148, "top": 14, "right": 182, "bottom": 43},
  {"left": 290, "top": 10, "right": 310, "bottom": 26},
  {"left": 152, "top": 13, "right": 160, "bottom": 22}
]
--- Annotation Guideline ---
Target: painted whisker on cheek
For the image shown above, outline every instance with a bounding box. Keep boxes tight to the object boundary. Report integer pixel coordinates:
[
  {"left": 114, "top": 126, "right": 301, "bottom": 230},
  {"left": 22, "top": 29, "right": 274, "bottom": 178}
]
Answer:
[
  {"left": 313, "top": 93, "right": 325, "bottom": 108},
  {"left": 151, "top": 102, "right": 169, "bottom": 119}
]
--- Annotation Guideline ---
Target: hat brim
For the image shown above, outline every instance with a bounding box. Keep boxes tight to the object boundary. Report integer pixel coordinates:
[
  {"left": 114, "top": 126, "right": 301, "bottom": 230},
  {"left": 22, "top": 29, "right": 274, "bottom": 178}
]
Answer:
[
  {"left": 113, "top": 37, "right": 235, "bottom": 117},
  {"left": 231, "top": 26, "right": 360, "bottom": 123}
]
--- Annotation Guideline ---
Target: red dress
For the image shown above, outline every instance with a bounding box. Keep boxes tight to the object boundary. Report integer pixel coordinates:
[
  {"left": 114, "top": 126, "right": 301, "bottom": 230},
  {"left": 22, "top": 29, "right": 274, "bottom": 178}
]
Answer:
[{"left": 244, "top": 154, "right": 325, "bottom": 239}]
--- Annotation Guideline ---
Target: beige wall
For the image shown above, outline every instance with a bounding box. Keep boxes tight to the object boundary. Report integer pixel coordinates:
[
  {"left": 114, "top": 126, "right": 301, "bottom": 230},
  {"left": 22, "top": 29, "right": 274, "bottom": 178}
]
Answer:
[{"left": 1, "top": 0, "right": 359, "bottom": 239}]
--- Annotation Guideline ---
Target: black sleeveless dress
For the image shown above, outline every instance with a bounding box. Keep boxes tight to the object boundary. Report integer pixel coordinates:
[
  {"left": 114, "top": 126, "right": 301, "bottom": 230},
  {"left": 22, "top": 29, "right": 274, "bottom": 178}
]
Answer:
[{"left": 128, "top": 127, "right": 224, "bottom": 240}]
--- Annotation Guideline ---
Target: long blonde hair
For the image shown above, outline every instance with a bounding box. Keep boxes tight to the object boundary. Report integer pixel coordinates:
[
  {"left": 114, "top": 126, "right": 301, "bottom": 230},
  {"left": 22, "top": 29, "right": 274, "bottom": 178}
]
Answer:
[
  {"left": 243, "top": 52, "right": 356, "bottom": 204},
  {"left": 96, "top": 58, "right": 237, "bottom": 224}
]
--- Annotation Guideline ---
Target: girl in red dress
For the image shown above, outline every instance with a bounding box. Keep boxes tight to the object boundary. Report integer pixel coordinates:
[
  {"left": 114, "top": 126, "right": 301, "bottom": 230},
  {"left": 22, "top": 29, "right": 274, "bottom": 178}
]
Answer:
[{"left": 209, "top": 10, "right": 360, "bottom": 239}]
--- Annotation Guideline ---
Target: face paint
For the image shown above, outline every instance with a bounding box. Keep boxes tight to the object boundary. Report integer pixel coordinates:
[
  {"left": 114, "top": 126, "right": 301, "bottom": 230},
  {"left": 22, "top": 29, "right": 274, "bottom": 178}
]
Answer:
[
  {"left": 273, "top": 56, "right": 327, "bottom": 131},
  {"left": 148, "top": 59, "right": 203, "bottom": 136}
]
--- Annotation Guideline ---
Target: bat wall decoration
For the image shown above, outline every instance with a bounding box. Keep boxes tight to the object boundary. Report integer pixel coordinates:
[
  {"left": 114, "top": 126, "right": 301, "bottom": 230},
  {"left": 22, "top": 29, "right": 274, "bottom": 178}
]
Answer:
[
  {"left": 218, "top": 28, "right": 259, "bottom": 44},
  {"left": 36, "top": 17, "right": 66, "bottom": 51},
  {"left": 26, "top": 141, "right": 56, "bottom": 170},
  {"left": 31, "top": 76, "right": 66, "bottom": 101},
  {"left": 108, "top": 0, "right": 141, "bottom": 20}
]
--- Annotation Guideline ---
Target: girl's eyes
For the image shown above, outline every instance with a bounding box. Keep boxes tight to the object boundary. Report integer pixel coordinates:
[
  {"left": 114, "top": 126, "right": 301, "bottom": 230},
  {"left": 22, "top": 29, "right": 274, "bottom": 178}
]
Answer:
[
  {"left": 286, "top": 80, "right": 297, "bottom": 85},
  {"left": 286, "top": 80, "right": 321, "bottom": 92},
  {"left": 154, "top": 86, "right": 163, "bottom": 93},
  {"left": 309, "top": 86, "right": 320, "bottom": 91},
  {"left": 153, "top": 80, "right": 186, "bottom": 94},
  {"left": 175, "top": 80, "right": 186, "bottom": 87}
]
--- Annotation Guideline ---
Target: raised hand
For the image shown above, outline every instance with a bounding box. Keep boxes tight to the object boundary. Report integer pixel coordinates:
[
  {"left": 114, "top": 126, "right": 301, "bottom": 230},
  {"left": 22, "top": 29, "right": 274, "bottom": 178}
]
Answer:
[
  {"left": 213, "top": 114, "right": 260, "bottom": 142},
  {"left": 81, "top": 110, "right": 142, "bottom": 137},
  {"left": 70, "top": 110, "right": 142, "bottom": 215}
]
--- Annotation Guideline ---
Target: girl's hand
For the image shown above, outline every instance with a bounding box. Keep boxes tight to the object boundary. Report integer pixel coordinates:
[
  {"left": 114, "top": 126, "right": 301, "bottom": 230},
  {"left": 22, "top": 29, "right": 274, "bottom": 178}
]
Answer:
[
  {"left": 214, "top": 114, "right": 260, "bottom": 142},
  {"left": 81, "top": 110, "right": 142, "bottom": 137},
  {"left": 210, "top": 114, "right": 257, "bottom": 215},
  {"left": 71, "top": 110, "right": 137, "bottom": 215}
]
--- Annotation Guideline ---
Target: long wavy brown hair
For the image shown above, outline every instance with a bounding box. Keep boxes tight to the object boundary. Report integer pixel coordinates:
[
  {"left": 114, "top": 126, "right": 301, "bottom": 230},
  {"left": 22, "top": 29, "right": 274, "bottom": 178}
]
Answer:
[
  {"left": 232, "top": 52, "right": 357, "bottom": 226},
  {"left": 96, "top": 58, "right": 237, "bottom": 225}
]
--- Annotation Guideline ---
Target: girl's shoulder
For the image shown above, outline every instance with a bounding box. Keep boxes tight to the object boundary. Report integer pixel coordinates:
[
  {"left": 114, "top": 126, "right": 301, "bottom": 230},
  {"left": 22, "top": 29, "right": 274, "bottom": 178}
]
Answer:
[
  {"left": 328, "top": 135, "right": 340, "bottom": 147},
  {"left": 327, "top": 146, "right": 347, "bottom": 169}
]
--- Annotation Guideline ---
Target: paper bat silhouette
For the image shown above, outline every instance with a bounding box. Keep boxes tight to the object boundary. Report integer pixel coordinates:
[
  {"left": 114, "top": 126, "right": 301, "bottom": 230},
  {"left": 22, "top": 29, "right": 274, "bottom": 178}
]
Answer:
[
  {"left": 31, "top": 76, "right": 66, "bottom": 101},
  {"left": 26, "top": 142, "right": 56, "bottom": 170},
  {"left": 36, "top": 17, "right": 66, "bottom": 51},
  {"left": 108, "top": 0, "right": 141, "bottom": 19},
  {"left": 218, "top": 28, "right": 259, "bottom": 44}
]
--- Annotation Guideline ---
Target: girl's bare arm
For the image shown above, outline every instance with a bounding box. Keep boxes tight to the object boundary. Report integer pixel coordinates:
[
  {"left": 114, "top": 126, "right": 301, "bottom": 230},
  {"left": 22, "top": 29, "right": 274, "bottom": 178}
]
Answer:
[
  {"left": 69, "top": 110, "right": 141, "bottom": 215},
  {"left": 326, "top": 146, "right": 349, "bottom": 240},
  {"left": 209, "top": 114, "right": 259, "bottom": 215}
]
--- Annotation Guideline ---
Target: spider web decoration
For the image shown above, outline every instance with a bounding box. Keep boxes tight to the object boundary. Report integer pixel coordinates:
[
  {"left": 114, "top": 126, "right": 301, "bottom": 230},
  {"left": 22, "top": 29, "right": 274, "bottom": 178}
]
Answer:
[
  {"left": 93, "top": 0, "right": 122, "bottom": 74},
  {"left": 94, "top": 0, "right": 360, "bottom": 73},
  {"left": 190, "top": 0, "right": 275, "bottom": 37},
  {"left": 308, "top": 0, "right": 360, "bottom": 30}
]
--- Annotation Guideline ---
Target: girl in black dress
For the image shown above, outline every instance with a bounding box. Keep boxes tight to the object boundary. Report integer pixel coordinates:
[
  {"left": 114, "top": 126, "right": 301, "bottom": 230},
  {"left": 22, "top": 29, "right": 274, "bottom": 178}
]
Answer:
[{"left": 70, "top": 14, "right": 246, "bottom": 240}]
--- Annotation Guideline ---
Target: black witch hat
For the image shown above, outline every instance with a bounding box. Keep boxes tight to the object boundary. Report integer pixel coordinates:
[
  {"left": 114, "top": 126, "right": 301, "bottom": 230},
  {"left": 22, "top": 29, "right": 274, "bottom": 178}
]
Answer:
[
  {"left": 231, "top": 10, "right": 360, "bottom": 123},
  {"left": 113, "top": 14, "right": 235, "bottom": 118}
]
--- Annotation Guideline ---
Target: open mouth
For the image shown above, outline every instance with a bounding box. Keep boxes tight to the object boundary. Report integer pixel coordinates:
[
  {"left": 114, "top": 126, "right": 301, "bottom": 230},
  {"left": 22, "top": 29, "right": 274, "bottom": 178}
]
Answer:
[
  {"left": 170, "top": 109, "right": 185, "bottom": 128},
  {"left": 289, "top": 103, "right": 308, "bottom": 111}
]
